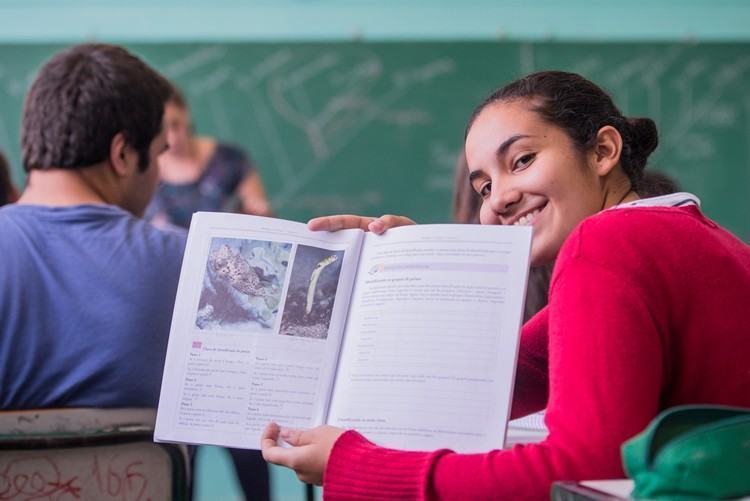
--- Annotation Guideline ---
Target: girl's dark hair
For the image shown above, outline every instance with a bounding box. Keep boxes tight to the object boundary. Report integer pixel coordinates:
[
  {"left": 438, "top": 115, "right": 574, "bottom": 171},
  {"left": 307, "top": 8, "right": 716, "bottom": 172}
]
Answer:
[
  {"left": 466, "top": 71, "right": 659, "bottom": 189},
  {"left": 452, "top": 153, "right": 481, "bottom": 224},
  {"left": 21, "top": 43, "right": 172, "bottom": 172}
]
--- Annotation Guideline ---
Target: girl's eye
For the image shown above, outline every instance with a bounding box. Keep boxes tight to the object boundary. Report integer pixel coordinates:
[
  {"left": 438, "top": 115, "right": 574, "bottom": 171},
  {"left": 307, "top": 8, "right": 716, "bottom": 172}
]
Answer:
[
  {"left": 512, "top": 153, "right": 536, "bottom": 171},
  {"left": 478, "top": 182, "right": 491, "bottom": 198}
]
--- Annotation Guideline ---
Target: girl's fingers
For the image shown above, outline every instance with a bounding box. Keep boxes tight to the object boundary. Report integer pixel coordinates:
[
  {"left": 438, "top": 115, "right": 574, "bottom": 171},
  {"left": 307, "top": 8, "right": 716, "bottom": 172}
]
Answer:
[
  {"left": 280, "top": 427, "right": 314, "bottom": 446},
  {"left": 308, "top": 215, "right": 375, "bottom": 232},
  {"left": 308, "top": 214, "right": 416, "bottom": 233},
  {"left": 261, "top": 422, "right": 295, "bottom": 466}
]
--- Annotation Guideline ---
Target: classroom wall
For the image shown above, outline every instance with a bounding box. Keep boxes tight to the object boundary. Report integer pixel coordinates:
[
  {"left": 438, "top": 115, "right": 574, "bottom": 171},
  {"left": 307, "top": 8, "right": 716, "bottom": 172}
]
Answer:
[{"left": 1, "top": 0, "right": 750, "bottom": 42}]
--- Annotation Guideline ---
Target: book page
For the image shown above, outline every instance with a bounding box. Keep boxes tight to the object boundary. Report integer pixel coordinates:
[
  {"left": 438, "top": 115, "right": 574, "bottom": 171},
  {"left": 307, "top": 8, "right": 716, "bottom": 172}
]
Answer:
[
  {"left": 507, "top": 411, "right": 548, "bottom": 446},
  {"left": 327, "top": 224, "right": 531, "bottom": 453},
  {"left": 580, "top": 480, "right": 634, "bottom": 498},
  {"left": 155, "top": 213, "right": 363, "bottom": 449}
]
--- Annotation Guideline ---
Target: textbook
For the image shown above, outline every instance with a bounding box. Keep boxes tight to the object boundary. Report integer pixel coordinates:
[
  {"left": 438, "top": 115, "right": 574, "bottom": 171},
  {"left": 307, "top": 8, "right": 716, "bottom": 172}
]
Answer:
[{"left": 155, "top": 212, "right": 532, "bottom": 453}]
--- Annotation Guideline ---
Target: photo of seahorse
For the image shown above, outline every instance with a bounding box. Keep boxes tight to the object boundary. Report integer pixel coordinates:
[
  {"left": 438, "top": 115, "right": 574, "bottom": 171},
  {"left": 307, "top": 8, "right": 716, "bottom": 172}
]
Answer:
[
  {"left": 195, "top": 238, "right": 292, "bottom": 332},
  {"left": 279, "top": 245, "right": 345, "bottom": 340}
]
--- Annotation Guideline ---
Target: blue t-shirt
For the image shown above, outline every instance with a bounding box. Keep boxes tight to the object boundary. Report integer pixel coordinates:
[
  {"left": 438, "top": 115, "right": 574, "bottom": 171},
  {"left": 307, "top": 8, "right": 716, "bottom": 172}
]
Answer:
[{"left": 0, "top": 204, "right": 187, "bottom": 409}]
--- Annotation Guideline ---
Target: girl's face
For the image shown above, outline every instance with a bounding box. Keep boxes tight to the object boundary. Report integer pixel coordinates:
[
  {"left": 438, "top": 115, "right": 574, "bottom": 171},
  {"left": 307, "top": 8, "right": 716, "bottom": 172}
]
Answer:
[
  {"left": 163, "top": 101, "right": 192, "bottom": 156},
  {"left": 465, "top": 100, "right": 606, "bottom": 266}
]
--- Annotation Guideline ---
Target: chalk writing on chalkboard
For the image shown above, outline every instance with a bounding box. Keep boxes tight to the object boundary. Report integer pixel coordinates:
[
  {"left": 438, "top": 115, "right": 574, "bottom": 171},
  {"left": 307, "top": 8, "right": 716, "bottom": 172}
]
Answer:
[{"left": 0, "top": 42, "right": 748, "bottom": 240}]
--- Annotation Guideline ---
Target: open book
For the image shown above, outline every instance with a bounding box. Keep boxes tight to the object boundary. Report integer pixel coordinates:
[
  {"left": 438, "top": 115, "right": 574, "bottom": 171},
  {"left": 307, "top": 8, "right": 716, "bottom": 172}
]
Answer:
[{"left": 155, "top": 212, "right": 532, "bottom": 453}]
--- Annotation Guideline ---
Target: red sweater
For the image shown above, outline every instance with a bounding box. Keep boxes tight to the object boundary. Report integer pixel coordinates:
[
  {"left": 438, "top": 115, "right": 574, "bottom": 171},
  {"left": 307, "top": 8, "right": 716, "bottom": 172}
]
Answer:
[{"left": 323, "top": 205, "right": 750, "bottom": 500}]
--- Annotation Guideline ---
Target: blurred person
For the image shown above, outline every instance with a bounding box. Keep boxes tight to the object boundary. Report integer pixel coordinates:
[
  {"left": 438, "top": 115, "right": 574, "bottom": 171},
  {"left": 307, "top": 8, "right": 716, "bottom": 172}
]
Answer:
[
  {"left": 147, "top": 88, "right": 272, "bottom": 230},
  {"left": 150, "top": 86, "right": 271, "bottom": 501},
  {"left": 0, "top": 150, "right": 18, "bottom": 206}
]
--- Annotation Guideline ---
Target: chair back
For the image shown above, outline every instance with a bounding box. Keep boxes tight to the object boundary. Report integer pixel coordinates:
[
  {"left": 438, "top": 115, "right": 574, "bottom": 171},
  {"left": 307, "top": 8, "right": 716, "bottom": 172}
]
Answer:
[{"left": 0, "top": 408, "right": 188, "bottom": 501}]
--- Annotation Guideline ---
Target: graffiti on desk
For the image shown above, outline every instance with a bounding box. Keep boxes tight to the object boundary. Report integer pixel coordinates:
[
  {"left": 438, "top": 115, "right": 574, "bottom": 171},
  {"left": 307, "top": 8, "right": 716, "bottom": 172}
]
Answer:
[
  {"left": 0, "top": 444, "right": 169, "bottom": 501},
  {"left": 91, "top": 454, "right": 149, "bottom": 501}
]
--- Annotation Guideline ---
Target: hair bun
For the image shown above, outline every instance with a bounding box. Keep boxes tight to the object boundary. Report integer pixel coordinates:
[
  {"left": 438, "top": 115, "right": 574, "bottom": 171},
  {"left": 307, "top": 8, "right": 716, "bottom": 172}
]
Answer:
[{"left": 626, "top": 117, "right": 659, "bottom": 160}]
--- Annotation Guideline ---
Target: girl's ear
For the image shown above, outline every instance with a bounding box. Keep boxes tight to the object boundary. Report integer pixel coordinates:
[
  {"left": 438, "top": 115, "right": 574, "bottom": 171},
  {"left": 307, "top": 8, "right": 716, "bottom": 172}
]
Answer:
[{"left": 590, "top": 125, "right": 623, "bottom": 178}]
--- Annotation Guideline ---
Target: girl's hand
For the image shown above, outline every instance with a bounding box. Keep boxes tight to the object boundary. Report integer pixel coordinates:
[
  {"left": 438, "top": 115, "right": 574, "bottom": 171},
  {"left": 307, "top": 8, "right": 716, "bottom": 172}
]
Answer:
[
  {"left": 261, "top": 422, "right": 345, "bottom": 485},
  {"left": 308, "top": 214, "right": 416, "bottom": 234}
]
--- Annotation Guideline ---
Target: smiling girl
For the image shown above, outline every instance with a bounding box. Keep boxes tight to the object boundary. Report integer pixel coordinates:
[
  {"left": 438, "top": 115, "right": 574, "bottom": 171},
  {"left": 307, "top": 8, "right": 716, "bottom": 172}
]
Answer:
[{"left": 261, "top": 71, "right": 750, "bottom": 500}]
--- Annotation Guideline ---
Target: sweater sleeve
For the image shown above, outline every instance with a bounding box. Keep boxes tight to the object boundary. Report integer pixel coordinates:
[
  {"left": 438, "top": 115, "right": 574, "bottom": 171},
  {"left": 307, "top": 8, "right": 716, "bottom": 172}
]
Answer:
[
  {"left": 510, "top": 307, "right": 549, "bottom": 419},
  {"left": 323, "top": 237, "right": 665, "bottom": 500}
]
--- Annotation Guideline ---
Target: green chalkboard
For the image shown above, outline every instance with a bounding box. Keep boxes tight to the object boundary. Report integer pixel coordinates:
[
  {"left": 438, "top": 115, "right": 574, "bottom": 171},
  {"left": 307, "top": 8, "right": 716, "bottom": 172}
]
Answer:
[{"left": 0, "top": 42, "right": 748, "bottom": 240}]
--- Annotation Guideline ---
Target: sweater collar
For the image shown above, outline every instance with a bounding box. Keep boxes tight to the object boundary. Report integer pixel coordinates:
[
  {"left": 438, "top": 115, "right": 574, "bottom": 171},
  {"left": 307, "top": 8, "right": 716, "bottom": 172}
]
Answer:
[{"left": 613, "top": 192, "right": 701, "bottom": 210}]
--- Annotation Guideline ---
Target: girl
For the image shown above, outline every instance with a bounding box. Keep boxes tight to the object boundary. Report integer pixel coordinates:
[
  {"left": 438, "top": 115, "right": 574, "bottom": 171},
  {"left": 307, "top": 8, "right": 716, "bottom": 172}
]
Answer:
[{"left": 261, "top": 71, "right": 750, "bottom": 500}]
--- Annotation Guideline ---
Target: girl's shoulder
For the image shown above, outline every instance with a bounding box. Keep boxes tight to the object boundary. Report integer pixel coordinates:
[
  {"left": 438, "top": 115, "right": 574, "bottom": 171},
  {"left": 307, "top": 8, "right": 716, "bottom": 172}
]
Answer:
[
  {"left": 557, "top": 205, "right": 716, "bottom": 273},
  {"left": 584, "top": 204, "right": 709, "bottom": 237}
]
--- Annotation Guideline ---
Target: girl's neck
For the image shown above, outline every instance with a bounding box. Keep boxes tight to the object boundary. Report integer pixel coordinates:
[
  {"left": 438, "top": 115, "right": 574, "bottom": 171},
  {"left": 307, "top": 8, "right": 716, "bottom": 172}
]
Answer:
[
  {"left": 600, "top": 176, "right": 639, "bottom": 211},
  {"left": 613, "top": 188, "right": 638, "bottom": 207}
]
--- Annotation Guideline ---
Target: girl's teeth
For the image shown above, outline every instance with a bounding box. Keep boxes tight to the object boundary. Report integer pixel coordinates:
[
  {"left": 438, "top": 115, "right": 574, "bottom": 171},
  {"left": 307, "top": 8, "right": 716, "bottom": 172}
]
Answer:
[{"left": 514, "top": 208, "right": 541, "bottom": 226}]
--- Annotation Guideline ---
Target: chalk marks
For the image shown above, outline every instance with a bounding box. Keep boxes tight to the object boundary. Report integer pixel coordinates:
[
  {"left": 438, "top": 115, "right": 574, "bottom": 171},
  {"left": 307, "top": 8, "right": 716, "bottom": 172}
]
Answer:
[
  {"left": 162, "top": 45, "right": 227, "bottom": 79},
  {"left": 0, "top": 42, "right": 749, "bottom": 226},
  {"left": 189, "top": 65, "right": 233, "bottom": 96},
  {"left": 519, "top": 43, "right": 535, "bottom": 75},
  {"left": 233, "top": 49, "right": 458, "bottom": 208},
  {"left": 426, "top": 142, "right": 462, "bottom": 191},
  {"left": 169, "top": 42, "right": 750, "bottom": 219}
]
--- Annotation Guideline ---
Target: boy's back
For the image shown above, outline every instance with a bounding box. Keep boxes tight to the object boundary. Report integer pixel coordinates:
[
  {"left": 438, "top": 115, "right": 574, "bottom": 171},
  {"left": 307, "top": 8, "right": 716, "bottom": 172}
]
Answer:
[{"left": 0, "top": 204, "right": 186, "bottom": 408}]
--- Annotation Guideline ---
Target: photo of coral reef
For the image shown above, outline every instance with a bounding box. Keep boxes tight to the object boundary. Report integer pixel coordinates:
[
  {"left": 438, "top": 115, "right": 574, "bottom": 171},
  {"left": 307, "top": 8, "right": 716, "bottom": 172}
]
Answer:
[
  {"left": 279, "top": 245, "right": 345, "bottom": 340},
  {"left": 195, "top": 238, "right": 292, "bottom": 332}
]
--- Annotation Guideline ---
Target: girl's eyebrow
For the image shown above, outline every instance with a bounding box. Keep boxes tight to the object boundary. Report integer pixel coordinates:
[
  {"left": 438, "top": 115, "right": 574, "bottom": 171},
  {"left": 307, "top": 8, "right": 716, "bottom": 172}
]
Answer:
[
  {"left": 496, "top": 134, "right": 533, "bottom": 158},
  {"left": 467, "top": 134, "right": 536, "bottom": 184},
  {"left": 468, "top": 170, "right": 483, "bottom": 184}
]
